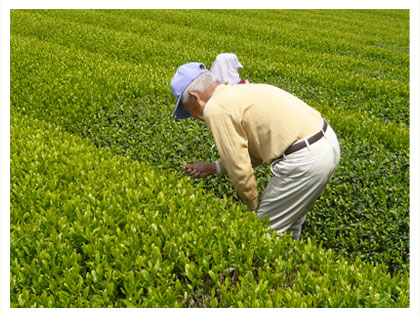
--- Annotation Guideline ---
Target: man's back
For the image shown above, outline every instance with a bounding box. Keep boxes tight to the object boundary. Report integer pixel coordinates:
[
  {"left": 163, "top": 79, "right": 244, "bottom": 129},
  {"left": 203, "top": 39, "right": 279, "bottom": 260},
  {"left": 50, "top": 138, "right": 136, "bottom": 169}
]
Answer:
[{"left": 204, "top": 83, "right": 322, "bottom": 163}]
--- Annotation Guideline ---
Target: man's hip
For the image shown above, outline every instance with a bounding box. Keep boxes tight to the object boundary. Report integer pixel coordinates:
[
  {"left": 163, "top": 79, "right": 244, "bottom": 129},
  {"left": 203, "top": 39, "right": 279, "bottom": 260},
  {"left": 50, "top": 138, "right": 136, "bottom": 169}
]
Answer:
[{"left": 257, "top": 120, "right": 340, "bottom": 236}]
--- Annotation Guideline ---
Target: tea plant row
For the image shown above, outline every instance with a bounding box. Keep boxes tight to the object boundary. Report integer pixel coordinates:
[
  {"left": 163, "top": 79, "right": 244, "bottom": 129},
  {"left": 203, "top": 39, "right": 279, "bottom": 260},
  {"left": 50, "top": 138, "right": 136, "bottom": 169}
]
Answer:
[
  {"left": 10, "top": 111, "right": 409, "bottom": 307},
  {"left": 10, "top": 9, "right": 409, "bottom": 274}
]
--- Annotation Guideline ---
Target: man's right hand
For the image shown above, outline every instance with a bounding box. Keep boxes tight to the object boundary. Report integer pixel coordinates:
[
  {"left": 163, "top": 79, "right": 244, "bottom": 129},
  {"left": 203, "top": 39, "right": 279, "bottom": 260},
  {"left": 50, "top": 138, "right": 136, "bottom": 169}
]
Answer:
[{"left": 183, "top": 161, "right": 216, "bottom": 178}]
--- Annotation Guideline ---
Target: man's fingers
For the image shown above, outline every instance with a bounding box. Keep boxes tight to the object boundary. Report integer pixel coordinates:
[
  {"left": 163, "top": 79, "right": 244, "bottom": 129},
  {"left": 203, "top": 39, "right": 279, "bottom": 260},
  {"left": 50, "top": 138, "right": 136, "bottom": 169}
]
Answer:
[
  {"left": 184, "top": 165, "right": 194, "bottom": 172},
  {"left": 184, "top": 167, "right": 200, "bottom": 178},
  {"left": 184, "top": 164, "right": 196, "bottom": 170},
  {"left": 183, "top": 162, "right": 208, "bottom": 179}
]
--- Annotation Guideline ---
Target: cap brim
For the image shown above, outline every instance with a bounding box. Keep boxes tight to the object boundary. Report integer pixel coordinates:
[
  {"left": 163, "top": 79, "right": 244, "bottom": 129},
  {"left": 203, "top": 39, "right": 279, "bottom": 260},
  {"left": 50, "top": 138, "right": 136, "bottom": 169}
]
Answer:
[{"left": 173, "top": 97, "right": 191, "bottom": 119}]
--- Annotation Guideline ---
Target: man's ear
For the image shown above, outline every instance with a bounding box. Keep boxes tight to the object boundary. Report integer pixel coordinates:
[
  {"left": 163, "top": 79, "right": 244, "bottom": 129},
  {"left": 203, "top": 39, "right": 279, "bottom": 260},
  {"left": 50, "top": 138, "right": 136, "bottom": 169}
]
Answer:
[
  {"left": 189, "top": 91, "right": 200, "bottom": 101},
  {"left": 189, "top": 91, "right": 205, "bottom": 107}
]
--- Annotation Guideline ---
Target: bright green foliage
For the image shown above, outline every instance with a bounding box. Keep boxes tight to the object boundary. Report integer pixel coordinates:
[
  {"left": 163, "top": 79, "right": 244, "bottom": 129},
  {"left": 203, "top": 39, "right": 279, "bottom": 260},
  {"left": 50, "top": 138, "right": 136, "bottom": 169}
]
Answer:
[
  {"left": 10, "top": 9, "right": 409, "bottom": 307},
  {"left": 10, "top": 9, "right": 409, "bottom": 274},
  {"left": 10, "top": 112, "right": 409, "bottom": 307}
]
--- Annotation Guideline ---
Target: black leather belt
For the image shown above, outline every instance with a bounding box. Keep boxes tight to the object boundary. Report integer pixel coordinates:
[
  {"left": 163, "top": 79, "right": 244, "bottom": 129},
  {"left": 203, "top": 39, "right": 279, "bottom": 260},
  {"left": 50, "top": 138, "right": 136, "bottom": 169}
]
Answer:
[{"left": 284, "top": 119, "right": 328, "bottom": 156}]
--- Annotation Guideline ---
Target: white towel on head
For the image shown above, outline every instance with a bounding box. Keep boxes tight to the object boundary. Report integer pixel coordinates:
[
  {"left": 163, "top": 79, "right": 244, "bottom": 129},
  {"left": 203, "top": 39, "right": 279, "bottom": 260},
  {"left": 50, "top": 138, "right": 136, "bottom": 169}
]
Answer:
[{"left": 210, "top": 53, "right": 243, "bottom": 85}]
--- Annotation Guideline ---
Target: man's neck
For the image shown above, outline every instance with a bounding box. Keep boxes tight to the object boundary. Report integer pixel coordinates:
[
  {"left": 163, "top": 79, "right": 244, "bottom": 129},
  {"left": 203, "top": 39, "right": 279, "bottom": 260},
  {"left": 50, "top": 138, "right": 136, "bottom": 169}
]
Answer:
[{"left": 202, "top": 82, "right": 221, "bottom": 104}]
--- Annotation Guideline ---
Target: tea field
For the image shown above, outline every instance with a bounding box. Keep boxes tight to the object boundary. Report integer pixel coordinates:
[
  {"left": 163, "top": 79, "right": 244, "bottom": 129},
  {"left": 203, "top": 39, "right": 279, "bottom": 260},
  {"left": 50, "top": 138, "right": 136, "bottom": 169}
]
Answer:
[{"left": 10, "top": 9, "right": 410, "bottom": 307}]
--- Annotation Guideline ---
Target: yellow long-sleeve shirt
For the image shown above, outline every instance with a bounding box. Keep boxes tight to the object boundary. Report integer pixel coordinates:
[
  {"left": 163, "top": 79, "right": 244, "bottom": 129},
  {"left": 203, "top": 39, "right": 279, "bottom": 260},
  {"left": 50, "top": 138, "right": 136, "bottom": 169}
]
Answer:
[{"left": 203, "top": 83, "right": 322, "bottom": 210}]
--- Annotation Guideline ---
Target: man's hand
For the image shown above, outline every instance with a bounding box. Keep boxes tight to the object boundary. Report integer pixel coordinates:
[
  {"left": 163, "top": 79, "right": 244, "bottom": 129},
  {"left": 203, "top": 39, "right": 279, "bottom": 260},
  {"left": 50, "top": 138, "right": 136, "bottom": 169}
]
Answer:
[{"left": 184, "top": 161, "right": 216, "bottom": 178}]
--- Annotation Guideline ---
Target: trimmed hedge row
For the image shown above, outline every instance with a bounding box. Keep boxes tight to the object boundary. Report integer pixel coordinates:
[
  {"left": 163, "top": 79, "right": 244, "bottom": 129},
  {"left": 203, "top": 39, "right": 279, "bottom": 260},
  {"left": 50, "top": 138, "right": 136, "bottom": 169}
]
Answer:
[
  {"left": 10, "top": 10, "right": 409, "bottom": 274},
  {"left": 12, "top": 9, "right": 409, "bottom": 125},
  {"left": 10, "top": 112, "right": 409, "bottom": 307}
]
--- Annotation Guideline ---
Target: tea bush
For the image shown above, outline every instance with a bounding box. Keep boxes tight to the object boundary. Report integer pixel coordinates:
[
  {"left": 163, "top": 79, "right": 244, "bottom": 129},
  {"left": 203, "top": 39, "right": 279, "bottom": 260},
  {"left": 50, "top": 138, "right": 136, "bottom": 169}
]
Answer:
[
  {"left": 10, "top": 9, "right": 410, "bottom": 306},
  {"left": 10, "top": 112, "right": 409, "bottom": 307}
]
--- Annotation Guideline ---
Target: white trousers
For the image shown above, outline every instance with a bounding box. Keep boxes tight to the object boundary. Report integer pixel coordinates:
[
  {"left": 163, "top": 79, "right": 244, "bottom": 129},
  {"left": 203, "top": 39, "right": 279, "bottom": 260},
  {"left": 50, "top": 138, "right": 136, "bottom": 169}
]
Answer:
[{"left": 257, "top": 120, "right": 340, "bottom": 238}]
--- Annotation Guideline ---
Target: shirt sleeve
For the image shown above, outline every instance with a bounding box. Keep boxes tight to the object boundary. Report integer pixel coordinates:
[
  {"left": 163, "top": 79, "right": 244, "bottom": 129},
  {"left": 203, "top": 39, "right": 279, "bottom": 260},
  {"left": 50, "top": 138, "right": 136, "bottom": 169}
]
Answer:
[
  {"left": 218, "top": 154, "right": 262, "bottom": 172},
  {"left": 249, "top": 154, "right": 263, "bottom": 168},
  {"left": 205, "top": 111, "right": 259, "bottom": 210}
]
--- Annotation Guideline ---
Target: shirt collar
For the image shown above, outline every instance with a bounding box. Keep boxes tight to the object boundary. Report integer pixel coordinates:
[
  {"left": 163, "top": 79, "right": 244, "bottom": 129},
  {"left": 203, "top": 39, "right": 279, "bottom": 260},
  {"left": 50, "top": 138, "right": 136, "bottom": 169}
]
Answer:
[{"left": 203, "top": 84, "right": 226, "bottom": 119}]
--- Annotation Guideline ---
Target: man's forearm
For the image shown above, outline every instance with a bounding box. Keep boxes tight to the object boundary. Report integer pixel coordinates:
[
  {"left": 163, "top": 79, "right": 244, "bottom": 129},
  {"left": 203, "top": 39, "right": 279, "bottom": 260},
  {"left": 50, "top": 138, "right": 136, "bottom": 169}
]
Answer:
[{"left": 207, "top": 161, "right": 218, "bottom": 175}]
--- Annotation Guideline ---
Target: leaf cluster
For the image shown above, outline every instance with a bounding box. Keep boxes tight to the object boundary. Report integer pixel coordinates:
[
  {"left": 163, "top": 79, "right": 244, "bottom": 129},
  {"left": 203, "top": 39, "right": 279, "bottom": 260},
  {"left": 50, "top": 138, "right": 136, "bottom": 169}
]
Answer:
[{"left": 10, "top": 112, "right": 409, "bottom": 307}]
